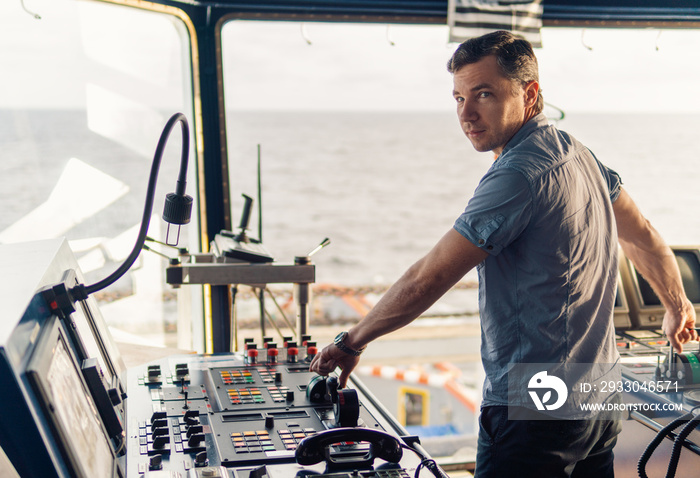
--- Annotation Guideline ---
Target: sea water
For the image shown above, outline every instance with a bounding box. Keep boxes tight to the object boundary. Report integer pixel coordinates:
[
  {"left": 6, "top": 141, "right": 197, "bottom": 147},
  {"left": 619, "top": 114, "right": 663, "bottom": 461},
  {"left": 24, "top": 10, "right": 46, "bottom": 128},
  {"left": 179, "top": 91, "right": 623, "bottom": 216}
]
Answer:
[
  {"left": 3, "top": 109, "right": 700, "bottom": 289},
  {"left": 226, "top": 110, "right": 700, "bottom": 286}
]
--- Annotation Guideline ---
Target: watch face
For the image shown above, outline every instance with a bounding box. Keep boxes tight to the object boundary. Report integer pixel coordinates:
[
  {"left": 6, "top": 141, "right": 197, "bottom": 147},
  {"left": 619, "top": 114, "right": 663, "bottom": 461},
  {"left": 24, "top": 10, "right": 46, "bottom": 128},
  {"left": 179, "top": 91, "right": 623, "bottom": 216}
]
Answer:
[{"left": 333, "top": 331, "right": 361, "bottom": 356}]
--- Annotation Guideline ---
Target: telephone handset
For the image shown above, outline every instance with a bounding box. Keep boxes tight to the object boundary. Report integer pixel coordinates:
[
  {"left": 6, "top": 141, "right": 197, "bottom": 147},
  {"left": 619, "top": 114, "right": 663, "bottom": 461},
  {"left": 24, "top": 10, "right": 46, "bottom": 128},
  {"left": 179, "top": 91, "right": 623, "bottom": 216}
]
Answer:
[{"left": 295, "top": 427, "right": 403, "bottom": 469}]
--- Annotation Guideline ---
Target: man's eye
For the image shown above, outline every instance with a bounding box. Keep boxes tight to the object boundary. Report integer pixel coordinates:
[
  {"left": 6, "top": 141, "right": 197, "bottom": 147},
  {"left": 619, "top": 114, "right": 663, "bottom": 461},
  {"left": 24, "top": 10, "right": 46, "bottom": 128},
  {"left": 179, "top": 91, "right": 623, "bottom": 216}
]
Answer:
[
  {"left": 455, "top": 96, "right": 464, "bottom": 103},
  {"left": 478, "top": 92, "right": 491, "bottom": 98}
]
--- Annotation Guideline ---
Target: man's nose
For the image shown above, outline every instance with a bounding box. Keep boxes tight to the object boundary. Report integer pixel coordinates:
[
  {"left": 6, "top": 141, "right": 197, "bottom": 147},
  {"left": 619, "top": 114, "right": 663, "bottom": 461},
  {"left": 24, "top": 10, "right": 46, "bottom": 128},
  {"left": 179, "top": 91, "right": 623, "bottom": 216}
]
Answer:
[{"left": 459, "top": 100, "right": 477, "bottom": 122}]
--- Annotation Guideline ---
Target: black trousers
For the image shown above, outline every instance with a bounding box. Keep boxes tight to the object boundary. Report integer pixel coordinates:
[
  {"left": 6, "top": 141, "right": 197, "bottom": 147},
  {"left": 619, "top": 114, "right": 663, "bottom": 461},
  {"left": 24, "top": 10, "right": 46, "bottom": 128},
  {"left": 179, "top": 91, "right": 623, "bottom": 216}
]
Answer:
[{"left": 474, "top": 406, "right": 622, "bottom": 478}]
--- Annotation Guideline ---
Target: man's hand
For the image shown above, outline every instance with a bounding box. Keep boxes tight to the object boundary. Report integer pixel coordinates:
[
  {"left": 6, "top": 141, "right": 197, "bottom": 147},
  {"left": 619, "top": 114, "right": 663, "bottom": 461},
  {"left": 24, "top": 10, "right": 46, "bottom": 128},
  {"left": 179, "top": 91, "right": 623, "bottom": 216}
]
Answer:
[
  {"left": 309, "top": 343, "right": 360, "bottom": 388},
  {"left": 663, "top": 298, "right": 699, "bottom": 353}
]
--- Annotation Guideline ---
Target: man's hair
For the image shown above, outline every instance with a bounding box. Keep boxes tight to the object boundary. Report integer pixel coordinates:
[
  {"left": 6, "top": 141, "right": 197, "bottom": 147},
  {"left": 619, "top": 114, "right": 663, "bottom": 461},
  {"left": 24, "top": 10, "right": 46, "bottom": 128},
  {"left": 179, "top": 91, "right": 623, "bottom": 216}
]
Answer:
[{"left": 447, "top": 30, "right": 544, "bottom": 115}]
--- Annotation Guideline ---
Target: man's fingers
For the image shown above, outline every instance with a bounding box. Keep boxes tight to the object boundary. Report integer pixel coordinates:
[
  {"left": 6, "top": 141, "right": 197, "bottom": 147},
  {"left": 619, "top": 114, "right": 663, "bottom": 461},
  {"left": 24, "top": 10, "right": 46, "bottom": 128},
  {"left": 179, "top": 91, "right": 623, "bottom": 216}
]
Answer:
[
  {"left": 669, "top": 329, "right": 693, "bottom": 354},
  {"left": 309, "top": 355, "right": 327, "bottom": 375},
  {"left": 322, "top": 359, "right": 336, "bottom": 374},
  {"left": 671, "top": 326, "right": 700, "bottom": 354},
  {"left": 310, "top": 352, "right": 337, "bottom": 376},
  {"left": 671, "top": 338, "right": 683, "bottom": 354},
  {"left": 338, "top": 368, "right": 351, "bottom": 389}
]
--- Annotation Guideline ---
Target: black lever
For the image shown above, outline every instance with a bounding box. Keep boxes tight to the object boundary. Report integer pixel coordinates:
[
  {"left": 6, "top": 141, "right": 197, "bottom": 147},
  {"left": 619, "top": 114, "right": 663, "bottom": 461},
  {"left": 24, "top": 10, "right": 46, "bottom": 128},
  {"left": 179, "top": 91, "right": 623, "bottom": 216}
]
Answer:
[
  {"left": 326, "top": 375, "right": 339, "bottom": 403},
  {"left": 235, "top": 194, "right": 254, "bottom": 243}
]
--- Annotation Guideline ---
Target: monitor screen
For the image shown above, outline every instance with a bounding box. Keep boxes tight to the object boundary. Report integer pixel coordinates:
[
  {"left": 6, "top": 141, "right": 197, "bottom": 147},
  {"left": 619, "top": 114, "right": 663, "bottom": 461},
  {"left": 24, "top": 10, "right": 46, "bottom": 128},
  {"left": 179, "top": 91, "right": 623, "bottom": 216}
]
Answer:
[
  {"left": 620, "top": 246, "right": 700, "bottom": 330},
  {"left": 26, "top": 319, "right": 115, "bottom": 478},
  {"left": 634, "top": 249, "right": 700, "bottom": 306},
  {"left": 676, "top": 250, "right": 700, "bottom": 303},
  {"left": 613, "top": 275, "right": 631, "bottom": 330},
  {"left": 635, "top": 273, "right": 659, "bottom": 307},
  {"left": 614, "top": 287, "right": 623, "bottom": 308}
]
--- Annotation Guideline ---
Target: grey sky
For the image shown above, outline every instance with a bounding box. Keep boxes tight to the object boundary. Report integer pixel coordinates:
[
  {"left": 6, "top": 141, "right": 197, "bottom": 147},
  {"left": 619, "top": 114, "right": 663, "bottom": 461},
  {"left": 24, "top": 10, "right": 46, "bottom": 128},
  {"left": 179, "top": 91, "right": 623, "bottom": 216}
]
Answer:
[{"left": 3, "top": 0, "right": 700, "bottom": 113}]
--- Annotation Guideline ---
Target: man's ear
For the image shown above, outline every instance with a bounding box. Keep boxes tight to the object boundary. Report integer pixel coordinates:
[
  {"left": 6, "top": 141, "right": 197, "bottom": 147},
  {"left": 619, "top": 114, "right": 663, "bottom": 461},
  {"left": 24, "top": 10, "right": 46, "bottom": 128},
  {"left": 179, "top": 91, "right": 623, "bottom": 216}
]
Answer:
[{"left": 523, "top": 80, "right": 539, "bottom": 108}]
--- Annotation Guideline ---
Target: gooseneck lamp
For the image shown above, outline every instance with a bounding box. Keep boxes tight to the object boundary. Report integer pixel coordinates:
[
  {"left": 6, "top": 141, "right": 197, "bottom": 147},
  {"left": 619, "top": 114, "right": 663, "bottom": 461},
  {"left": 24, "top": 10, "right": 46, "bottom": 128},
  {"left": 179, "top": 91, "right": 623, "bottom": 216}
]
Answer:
[{"left": 71, "top": 112, "right": 193, "bottom": 300}]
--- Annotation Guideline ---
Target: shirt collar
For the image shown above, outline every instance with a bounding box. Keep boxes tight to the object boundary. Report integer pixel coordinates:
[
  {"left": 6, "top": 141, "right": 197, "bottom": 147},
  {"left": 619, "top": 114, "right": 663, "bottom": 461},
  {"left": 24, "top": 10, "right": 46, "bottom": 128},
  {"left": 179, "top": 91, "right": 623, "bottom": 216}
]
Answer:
[{"left": 499, "top": 113, "right": 549, "bottom": 158}]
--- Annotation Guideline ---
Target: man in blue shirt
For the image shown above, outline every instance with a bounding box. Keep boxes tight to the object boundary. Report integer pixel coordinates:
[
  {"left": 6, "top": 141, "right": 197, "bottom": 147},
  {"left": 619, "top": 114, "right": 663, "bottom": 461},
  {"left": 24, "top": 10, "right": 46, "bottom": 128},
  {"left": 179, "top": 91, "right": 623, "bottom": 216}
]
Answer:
[{"left": 310, "top": 31, "right": 698, "bottom": 476}]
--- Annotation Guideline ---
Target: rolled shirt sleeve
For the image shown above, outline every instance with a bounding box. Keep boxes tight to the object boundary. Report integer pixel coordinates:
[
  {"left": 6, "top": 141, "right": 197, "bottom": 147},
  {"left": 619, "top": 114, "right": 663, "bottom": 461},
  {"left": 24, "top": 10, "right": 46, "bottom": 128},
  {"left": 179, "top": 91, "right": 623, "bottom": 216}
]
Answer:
[
  {"left": 454, "top": 168, "right": 533, "bottom": 256},
  {"left": 591, "top": 149, "right": 623, "bottom": 203}
]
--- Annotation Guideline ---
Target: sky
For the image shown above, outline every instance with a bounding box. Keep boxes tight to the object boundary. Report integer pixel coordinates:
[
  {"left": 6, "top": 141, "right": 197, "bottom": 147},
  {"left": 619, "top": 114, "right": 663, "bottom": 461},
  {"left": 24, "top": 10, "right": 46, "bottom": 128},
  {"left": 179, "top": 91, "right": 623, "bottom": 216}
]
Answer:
[
  {"left": 3, "top": 0, "right": 700, "bottom": 113},
  {"left": 223, "top": 22, "right": 700, "bottom": 113}
]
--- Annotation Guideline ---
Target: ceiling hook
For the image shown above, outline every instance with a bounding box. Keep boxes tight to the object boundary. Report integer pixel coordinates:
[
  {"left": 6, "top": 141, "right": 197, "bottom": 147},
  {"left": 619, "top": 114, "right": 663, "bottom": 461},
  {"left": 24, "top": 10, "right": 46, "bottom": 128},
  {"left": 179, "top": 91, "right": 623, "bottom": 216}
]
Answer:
[
  {"left": 20, "top": 0, "right": 41, "bottom": 19},
  {"left": 301, "top": 23, "right": 312, "bottom": 46},
  {"left": 581, "top": 29, "right": 593, "bottom": 51}
]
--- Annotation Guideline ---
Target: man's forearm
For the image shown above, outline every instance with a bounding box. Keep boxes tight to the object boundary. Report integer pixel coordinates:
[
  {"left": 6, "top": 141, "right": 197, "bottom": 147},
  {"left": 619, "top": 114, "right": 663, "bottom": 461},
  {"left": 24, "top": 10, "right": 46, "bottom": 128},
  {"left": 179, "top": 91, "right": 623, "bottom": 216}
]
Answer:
[
  {"left": 344, "top": 260, "right": 453, "bottom": 351},
  {"left": 614, "top": 189, "right": 687, "bottom": 312},
  {"left": 619, "top": 226, "right": 686, "bottom": 313},
  {"left": 343, "top": 228, "right": 489, "bottom": 352}
]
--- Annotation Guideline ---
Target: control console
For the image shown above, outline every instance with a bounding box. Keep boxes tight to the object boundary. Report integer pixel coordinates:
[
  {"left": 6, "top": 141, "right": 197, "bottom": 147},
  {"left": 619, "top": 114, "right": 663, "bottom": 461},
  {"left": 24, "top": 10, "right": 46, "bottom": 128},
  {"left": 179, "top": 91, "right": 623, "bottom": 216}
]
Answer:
[
  {"left": 125, "top": 339, "right": 426, "bottom": 477},
  {"left": 0, "top": 239, "right": 439, "bottom": 478},
  {"left": 616, "top": 331, "right": 700, "bottom": 474}
]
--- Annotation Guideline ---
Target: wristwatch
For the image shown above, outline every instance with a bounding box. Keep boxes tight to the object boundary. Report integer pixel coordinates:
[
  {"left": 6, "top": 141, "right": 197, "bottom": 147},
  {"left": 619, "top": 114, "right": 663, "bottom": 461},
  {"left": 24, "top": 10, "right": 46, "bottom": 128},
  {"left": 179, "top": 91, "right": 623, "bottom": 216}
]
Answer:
[{"left": 333, "top": 331, "right": 366, "bottom": 356}]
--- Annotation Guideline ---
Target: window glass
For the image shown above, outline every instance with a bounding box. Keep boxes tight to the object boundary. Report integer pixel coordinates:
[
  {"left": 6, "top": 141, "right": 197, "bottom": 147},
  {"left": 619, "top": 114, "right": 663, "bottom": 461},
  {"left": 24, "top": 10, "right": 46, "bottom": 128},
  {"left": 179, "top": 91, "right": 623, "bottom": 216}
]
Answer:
[
  {"left": 222, "top": 22, "right": 472, "bottom": 288},
  {"left": 222, "top": 22, "right": 700, "bottom": 295},
  {"left": 0, "top": 0, "right": 198, "bottom": 350}
]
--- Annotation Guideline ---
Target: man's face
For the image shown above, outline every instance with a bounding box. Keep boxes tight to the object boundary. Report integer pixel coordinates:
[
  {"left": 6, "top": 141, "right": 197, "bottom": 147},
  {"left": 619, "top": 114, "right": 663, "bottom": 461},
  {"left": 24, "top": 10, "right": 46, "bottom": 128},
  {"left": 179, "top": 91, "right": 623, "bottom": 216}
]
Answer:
[{"left": 452, "top": 55, "right": 537, "bottom": 156}]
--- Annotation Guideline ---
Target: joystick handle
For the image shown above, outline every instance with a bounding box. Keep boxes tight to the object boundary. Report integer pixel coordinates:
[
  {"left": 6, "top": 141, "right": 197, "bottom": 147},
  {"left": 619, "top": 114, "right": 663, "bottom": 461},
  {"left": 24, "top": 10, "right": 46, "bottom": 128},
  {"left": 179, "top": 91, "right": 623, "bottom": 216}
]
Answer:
[{"left": 326, "top": 376, "right": 339, "bottom": 403}]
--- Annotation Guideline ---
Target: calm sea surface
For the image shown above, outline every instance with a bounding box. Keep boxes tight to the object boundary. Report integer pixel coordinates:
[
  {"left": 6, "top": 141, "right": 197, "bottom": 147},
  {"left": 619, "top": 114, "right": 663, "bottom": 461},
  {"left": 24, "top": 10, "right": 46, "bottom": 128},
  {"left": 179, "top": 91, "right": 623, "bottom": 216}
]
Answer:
[
  {"left": 227, "top": 111, "right": 700, "bottom": 286},
  {"left": 3, "top": 110, "right": 700, "bottom": 287}
]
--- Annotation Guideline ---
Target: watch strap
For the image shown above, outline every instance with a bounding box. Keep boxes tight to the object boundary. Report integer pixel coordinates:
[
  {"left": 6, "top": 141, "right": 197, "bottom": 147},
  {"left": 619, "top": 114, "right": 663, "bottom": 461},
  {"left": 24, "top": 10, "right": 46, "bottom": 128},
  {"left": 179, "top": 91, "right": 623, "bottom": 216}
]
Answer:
[{"left": 334, "top": 332, "right": 366, "bottom": 356}]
